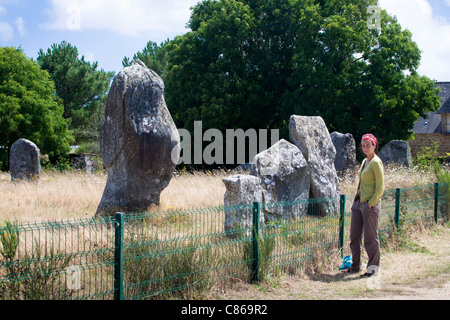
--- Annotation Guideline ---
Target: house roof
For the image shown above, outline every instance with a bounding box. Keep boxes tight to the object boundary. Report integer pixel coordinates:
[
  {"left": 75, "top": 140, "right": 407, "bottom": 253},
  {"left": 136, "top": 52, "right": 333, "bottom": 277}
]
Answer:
[
  {"left": 413, "top": 82, "right": 449, "bottom": 134},
  {"left": 413, "top": 112, "right": 442, "bottom": 134},
  {"left": 436, "top": 82, "right": 450, "bottom": 114}
]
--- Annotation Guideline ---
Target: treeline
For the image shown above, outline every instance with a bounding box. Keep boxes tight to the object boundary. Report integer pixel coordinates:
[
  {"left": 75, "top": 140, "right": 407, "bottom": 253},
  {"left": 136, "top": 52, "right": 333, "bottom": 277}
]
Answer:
[
  {"left": 0, "top": 42, "right": 114, "bottom": 169},
  {"left": 123, "top": 0, "right": 441, "bottom": 163},
  {"left": 0, "top": 0, "right": 442, "bottom": 170}
]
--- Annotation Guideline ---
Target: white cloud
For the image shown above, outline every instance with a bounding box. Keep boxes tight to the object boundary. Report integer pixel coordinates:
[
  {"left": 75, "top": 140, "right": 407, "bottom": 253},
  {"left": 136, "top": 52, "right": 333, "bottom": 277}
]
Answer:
[
  {"left": 82, "top": 50, "right": 95, "bottom": 63},
  {"left": 0, "top": 0, "right": 15, "bottom": 41},
  {"left": 0, "top": 21, "right": 13, "bottom": 41},
  {"left": 379, "top": 0, "right": 450, "bottom": 81},
  {"left": 42, "top": 0, "right": 200, "bottom": 39},
  {"left": 15, "top": 16, "right": 26, "bottom": 36},
  {"left": 0, "top": 0, "right": 17, "bottom": 16}
]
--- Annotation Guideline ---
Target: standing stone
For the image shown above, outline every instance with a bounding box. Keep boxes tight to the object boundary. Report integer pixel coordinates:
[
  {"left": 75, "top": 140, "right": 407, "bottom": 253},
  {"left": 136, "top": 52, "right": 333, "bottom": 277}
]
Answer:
[
  {"left": 223, "top": 175, "right": 263, "bottom": 238},
  {"left": 378, "top": 140, "right": 412, "bottom": 167},
  {"left": 249, "top": 139, "right": 310, "bottom": 220},
  {"left": 10, "top": 139, "right": 40, "bottom": 182},
  {"left": 95, "top": 62, "right": 180, "bottom": 217},
  {"left": 222, "top": 140, "right": 311, "bottom": 237},
  {"left": 289, "top": 115, "right": 340, "bottom": 216},
  {"left": 330, "top": 131, "right": 357, "bottom": 180}
]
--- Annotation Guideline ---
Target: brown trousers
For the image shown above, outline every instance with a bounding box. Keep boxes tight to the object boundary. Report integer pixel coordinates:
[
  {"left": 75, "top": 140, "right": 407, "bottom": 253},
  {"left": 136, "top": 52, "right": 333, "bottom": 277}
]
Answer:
[{"left": 349, "top": 199, "right": 381, "bottom": 269}]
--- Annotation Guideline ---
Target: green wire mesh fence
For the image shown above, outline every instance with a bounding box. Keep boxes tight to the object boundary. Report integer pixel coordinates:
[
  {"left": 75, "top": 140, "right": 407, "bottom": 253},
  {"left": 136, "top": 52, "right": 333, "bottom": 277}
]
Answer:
[
  {"left": 0, "top": 183, "right": 448, "bottom": 300},
  {"left": 341, "top": 182, "right": 449, "bottom": 258},
  {"left": 0, "top": 216, "right": 116, "bottom": 300}
]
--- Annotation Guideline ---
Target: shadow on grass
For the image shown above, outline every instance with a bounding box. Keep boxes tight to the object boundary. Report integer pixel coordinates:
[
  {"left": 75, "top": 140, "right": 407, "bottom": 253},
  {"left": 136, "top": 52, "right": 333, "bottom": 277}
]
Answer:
[{"left": 303, "top": 270, "right": 364, "bottom": 283}]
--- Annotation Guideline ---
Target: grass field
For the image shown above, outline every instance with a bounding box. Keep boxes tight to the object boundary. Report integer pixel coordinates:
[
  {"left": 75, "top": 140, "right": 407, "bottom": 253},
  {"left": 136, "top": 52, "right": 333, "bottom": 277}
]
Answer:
[
  {"left": 0, "top": 164, "right": 438, "bottom": 224},
  {"left": 0, "top": 162, "right": 447, "bottom": 300},
  {"left": 213, "top": 223, "right": 450, "bottom": 300}
]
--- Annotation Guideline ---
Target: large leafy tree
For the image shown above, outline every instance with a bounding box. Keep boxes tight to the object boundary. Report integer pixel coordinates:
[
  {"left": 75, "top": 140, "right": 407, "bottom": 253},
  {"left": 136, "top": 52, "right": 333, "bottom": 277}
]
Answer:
[
  {"left": 164, "top": 0, "right": 440, "bottom": 148},
  {"left": 37, "top": 41, "right": 115, "bottom": 145},
  {"left": 122, "top": 40, "right": 171, "bottom": 79},
  {"left": 0, "top": 47, "right": 73, "bottom": 169},
  {"left": 166, "top": 0, "right": 272, "bottom": 132},
  {"left": 285, "top": 0, "right": 441, "bottom": 144}
]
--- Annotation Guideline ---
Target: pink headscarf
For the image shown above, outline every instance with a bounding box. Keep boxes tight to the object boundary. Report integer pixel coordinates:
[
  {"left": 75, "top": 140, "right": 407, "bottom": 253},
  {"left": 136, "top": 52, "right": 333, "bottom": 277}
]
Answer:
[{"left": 362, "top": 134, "right": 378, "bottom": 148}]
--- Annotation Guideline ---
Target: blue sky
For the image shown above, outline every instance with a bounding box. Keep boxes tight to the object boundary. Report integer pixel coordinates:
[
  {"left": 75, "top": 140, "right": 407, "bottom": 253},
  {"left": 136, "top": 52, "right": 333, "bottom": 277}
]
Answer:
[
  {"left": 1, "top": 0, "right": 450, "bottom": 81},
  {"left": 0, "top": 0, "right": 199, "bottom": 74}
]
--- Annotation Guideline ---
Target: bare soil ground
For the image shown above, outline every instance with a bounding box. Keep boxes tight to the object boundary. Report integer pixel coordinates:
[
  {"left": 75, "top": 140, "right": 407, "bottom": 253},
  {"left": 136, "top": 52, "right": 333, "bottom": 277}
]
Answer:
[{"left": 212, "top": 225, "right": 450, "bottom": 300}]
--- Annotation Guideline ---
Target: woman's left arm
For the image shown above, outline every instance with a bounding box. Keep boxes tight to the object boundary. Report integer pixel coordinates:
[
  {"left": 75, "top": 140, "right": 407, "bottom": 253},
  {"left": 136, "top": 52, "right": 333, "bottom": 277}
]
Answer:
[{"left": 369, "top": 160, "right": 385, "bottom": 208}]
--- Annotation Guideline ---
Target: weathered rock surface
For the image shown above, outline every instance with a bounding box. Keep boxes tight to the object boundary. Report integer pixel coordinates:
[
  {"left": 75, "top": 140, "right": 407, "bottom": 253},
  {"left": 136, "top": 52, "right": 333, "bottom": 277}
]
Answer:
[
  {"left": 222, "top": 117, "right": 343, "bottom": 236},
  {"left": 223, "top": 140, "right": 310, "bottom": 237},
  {"left": 10, "top": 138, "right": 40, "bottom": 182},
  {"left": 250, "top": 139, "right": 310, "bottom": 220},
  {"left": 223, "top": 175, "right": 263, "bottom": 237},
  {"left": 289, "top": 115, "right": 340, "bottom": 216},
  {"left": 378, "top": 140, "right": 412, "bottom": 167},
  {"left": 330, "top": 131, "right": 357, "bottom": 179},
  {"left": 95, "top": 62, "right": 180, "bottom": 217}
]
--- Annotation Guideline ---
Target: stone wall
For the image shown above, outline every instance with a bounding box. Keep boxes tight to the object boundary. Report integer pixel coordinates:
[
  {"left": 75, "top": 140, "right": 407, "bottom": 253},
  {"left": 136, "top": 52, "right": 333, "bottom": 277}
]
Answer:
[{"left": 409, "top": 134, "right": 450, "bottom": 157}]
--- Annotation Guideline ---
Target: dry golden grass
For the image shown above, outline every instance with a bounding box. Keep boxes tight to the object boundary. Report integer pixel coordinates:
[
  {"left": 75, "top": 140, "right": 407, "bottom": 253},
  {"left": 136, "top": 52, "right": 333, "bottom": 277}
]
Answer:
[
  {"left": 0, "top": 169, "right": 229, "bottom": 223},
  {"left": 0, "top": 164, "right": 437, "bottom": 224},
  {"left": 0, "top": 171, "right": 105, "bottom": 223},
  {"left": 338, "top": 164, "right": 436, "bottom": 196},
  {"left": 160, "top": 169, "right": 228, "bottom": 210}
]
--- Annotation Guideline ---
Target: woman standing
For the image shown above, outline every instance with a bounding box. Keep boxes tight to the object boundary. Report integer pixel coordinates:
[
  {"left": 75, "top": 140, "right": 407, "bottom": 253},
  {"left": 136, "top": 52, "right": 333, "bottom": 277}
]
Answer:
[{"left": 347, "top": 134, "right": 385, "bottom": 277}]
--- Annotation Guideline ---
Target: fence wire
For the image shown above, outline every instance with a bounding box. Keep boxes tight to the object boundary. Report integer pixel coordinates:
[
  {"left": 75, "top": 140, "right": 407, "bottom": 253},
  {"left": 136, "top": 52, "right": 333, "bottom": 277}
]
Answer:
[
  {"left": 0, "top": 183, "right": 448, "bottom": 300},
  {"left": 0, "top": 216, "right": 116, "bottom": 300}
]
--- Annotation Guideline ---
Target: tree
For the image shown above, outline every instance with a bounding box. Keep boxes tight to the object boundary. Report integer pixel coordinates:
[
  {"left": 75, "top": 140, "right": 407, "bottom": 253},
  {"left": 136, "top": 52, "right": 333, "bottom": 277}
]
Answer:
[
  {"left": 0, "top": 47, "right": 73, "bottom": 169},
  {"left": 122, "top": 40, "right": 171, "bottom": 79},
  {"left": 285, "top": 0, "right": 441, "bottom": 145},
  {"left": 166, "top": 0, "right": 286, "bottom": 133},
  {"left": 37, "top": 41, "right": 115, "bottom": 145},
  {"left": 163, "top": 0, "right": 440, "bottom": 151}
]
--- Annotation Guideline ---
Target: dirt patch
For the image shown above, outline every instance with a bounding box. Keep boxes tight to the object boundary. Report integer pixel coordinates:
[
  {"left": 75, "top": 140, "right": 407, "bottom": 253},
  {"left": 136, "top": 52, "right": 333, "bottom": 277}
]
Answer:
[
  {"left": 212, "top": 225, "right": 450, "bottom": 300},
  {"left": 360, "top": 273, "right": 450, "bottom": 300}
]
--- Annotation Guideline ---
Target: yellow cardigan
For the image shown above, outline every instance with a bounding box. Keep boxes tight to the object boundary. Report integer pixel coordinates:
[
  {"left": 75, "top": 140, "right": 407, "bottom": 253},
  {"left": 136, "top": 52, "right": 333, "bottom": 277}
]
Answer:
[{"left": 358, "top": 155, "right": 385, "bottom": 207}]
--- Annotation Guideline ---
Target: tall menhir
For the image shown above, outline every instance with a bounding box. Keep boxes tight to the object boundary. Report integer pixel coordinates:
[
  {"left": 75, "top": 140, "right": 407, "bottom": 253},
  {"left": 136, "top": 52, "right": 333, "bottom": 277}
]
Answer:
[{"left": 95, "top": 62, "right": 180, "bottom": 217}]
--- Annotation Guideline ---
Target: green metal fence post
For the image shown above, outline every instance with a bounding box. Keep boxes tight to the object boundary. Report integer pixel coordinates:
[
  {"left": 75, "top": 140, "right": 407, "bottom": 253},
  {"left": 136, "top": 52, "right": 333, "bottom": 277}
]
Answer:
[
  {"left": 434, "top": 182, "right": 440, "bottom": 224},
  {"left": 251, "top": 201, "right": 261, "bottom": 284},
  {"left": 339, "top": 195, "right": 346, "bottom": 258},
  {"left": 114, "top": 212, "right": 125, "bottom": 300},
  {"left": 395, "top": 188, "right": 401, "bottom": 229}
]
